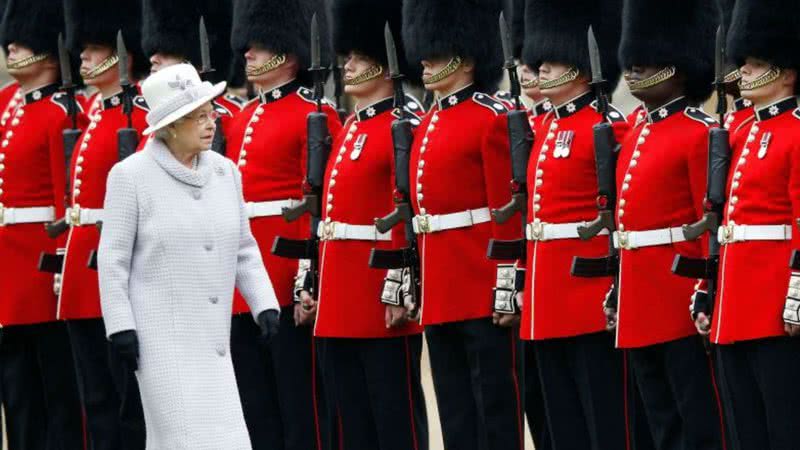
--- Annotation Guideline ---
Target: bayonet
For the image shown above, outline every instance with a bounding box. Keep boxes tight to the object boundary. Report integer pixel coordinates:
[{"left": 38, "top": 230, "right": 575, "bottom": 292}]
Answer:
[
  {"left": 587, "top": 26, "right": 608, "bottom": 116},
  {"left": 385, "top": 22, "right": 401, "bottom": 80},
  {"left": 199, "top": 16, "right": 215, "bottom": 78},
  {"left": 713, "top": 25, "right": 728, "bottom": 121},
  {"left": 58, "top": 33, "right": 74, "bottom": 94},
  {"left": 498, "top": 12, "right": 521, "bottom": 107}
]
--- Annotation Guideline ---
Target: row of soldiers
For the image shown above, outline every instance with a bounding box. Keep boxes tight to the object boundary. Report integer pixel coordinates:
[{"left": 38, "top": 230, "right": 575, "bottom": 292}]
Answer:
[{"left": 0, "top": 0, "right": 797, "bottom": 449}]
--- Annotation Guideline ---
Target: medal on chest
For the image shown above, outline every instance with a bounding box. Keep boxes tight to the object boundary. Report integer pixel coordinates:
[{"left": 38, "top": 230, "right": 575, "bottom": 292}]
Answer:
[
  {"left": 758, "top": 132, "right": 771, "bottom": 159},
  {"left": 553, "top": 130, "right": 574, "bottom": 158},
  {"left": 351, "top": 134, "right": 367, "bottom": 160}
]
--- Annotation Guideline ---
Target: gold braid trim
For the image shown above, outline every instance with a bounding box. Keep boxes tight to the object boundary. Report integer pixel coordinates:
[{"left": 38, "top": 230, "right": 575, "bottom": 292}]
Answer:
[
  {"left": 81, "top": 54, "right": 119, "bottom": 80},
  {"left": 538, "top": 67, "right": 580, "bottom": 89},
  {"left": 422, "top": 56, "right": 462, "bottom": 85},
  {"left": 344, "top": 64, "right": 383, "bottom": 85},
  {"left": 625, "top": 66, "right": 676, "bottom": 91},
  {"left": 7, "top": 53, "right": 49, "bottom": 70},
  {"left": 723, "top": 69, "right": 742, "bottom": 84},
  {"left": 246, "top": 54, "right": 287, "bottom": 77},
  {"left": 520, "top": 77, "right": 539, "bottom": 89},
  {"left": 739, "top": 66, "right": 781, "bottom": 91}
]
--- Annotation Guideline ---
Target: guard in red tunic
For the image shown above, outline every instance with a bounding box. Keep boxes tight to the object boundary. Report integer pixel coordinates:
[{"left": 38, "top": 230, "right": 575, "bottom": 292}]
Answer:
[
  {"left": 305, "top": 2, "right": 428, "bottom": 449},
  {"left": 513, "top": 2, "right": 630, "bottom": 449},
  {"left": 403, "top": 1, "right": 524, "bottom": 449},
  {"left": 228, "top": 1, "right": 342, "bottom": 449},
  {"left": 141, "top": 0, "right": 245, "bottom": 154},
  {"left": 0, "top": 0, "right": 86, "bottom": 448},
  {"left": 705, "top": 2, "right": 800, "bottom": 448},
  {"left": 615, "top": 2, "right": 725, "bottom": 449},
  {"left": 58, "top": 2, "right": 150, "bottom": 449}
]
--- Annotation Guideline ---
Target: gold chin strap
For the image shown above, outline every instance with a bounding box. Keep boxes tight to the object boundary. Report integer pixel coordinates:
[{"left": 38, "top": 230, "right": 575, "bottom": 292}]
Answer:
[
  {"left": 723, "top": 68, "right": 742, "bottom": 84},
  {"left": 538, "top": 67, "right": 580, "bottom": 90},
  {"left": 81, "top": 54, "right": 120, "bottom": 80},
  {"left": 246, "top": 53, "right": 287, "bottom": 77},
  {"left": 520, "top": 77, "right": 539, "bottom": 89},
  {"left": 7, "top": 53, "right": 49, "bottom": 70},
  {"left": 739, "top": 66, "right": 782, "bottom": 91},
  {"left": 625, "top": 66, "right": 676, "bottom": 91},
  {"left": 344, "top": 64, "right": 383, "bottom": 86},
  {"left": 422, "top": 56, "right": 463, "bottom": 85}
]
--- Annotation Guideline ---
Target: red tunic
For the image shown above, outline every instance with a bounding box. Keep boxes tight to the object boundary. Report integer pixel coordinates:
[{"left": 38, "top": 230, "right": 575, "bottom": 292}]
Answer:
[
  {"left": 409, "top": 85, "right": 519, "bottom": 325},
  {"left": 315, "top": 96, "right": 425, "bottom": 338},
  {"left": 615, "top": 97, "right": 713, "bottom": 348},
  {"left": 711, "top": 97, "right": 800, "bottom": 344},
  {"left": 0, "top": 81, "right": 20, "bottom": 118},
  {"left": 521, "top": 92, "right": 630, "bottom": 340},
  {"left": 724, "top": 98, "right": 756, "bottom": 141},
  {"left": 226, "top": 79, "right": 342, "bottom": 311},
  {"left": 58, "top": 91, "right": 149, "bottom": 320},
  {"left": 0, "top": 84, "right": 88, "bottom": 326}
]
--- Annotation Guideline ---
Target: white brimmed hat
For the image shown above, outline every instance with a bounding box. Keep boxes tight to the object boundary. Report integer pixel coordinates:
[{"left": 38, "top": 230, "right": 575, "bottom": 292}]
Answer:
[{"left": 141, "top": 63, "right": 227, "bottom": 134}]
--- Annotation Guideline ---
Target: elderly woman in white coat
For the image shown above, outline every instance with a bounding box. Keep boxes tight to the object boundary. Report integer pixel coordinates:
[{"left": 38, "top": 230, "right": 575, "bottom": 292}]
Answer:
[{"left": 98, "top": 63, "right": 280, "bottom": 450}]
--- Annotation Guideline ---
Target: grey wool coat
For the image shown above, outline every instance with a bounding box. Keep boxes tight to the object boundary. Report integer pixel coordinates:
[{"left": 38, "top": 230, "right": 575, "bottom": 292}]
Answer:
[{"left": 98, "top": 138, "right": 279, "bottom": 450}]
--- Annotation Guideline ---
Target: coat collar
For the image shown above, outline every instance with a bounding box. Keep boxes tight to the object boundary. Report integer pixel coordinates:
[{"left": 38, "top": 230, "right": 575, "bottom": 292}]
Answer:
[
  {"left": 754, "top": 96, "right": 798, "bottom": 122},
  {"left": 23, "top": 83, "right": 59, "bottom": 104},
  {"left": 435, "top": 84, "right": 477, "bottom": 111},
  {"left": 645, "top": 96, "right": 688, "bottom": 124},
  {"left": 355, "top": 97, "right": 393, "bottom": 122},
  {"left": 553, "top": 91, "right": 594, "bottom": 119},
  {"left": 733, "top": 97, "right": 752, "bottom": 112},
  {"left": 531, "top": 100, "right": 552, "bottom": 117},
  {"left": 102, "top": 91, "right": 125, "bottom": 110},
  {"left": 148, "top": 138, "right": 213, "bottom": 188},
  {"left": 258, "top": 78, "right": 301, "bottom": 105}
]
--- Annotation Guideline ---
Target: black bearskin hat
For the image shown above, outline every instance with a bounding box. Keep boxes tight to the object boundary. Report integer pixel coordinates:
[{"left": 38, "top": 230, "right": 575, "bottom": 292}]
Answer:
[
  {"left": 0, "top": 0, "right": 62, "bottom": 57},
  {"left": 509, "top": 0, "right": 525, "bottom": 59},
  {"left": 331, "top": 0, "right": 420, "bottom": 84},
  {"left": 402, "top": 0, "right": 504, "bottom": 92},
  {"left": 727, "top": 0, "right": 800, "bottom": 69},
  {"left": 142, "top": 0, "right": 235, "bottom": 84},
  {"left": 522, "top": 0, "right": 623, "bottom": 90},
  {"left": 619, "top": 0, "right": 717, "bottom": 103},
  {"left": 64, "top": 0, "right": 149, "bottom": 79},
  {"left": 231, "top": 0, "right": 330, "bottom": 85},
  {"left": 717, "top": 0, "right": 739, "bottom": 76}
]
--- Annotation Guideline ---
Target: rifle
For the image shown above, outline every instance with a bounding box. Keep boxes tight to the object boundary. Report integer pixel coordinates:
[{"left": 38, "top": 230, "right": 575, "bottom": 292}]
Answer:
[
  {"left": 271, "top": 13, "right": 332, "bottom": 301},
  {"left": 368, "top": 22, "right": 421, "bottom": 315},
  {"left": 199, "top": 17, "right": 226, "bottom": 156},
  {"left": 570, "top": 27, "right": 623, "bottom": 311},
  {"left": 671, "top": 25, "right": 731, "bottom": 341},
  {"left": 331, "top": 56, "right": 348, "bottom": 123},
  {"left": 39, "top": 34, "right": 82, "bottom": 275}
]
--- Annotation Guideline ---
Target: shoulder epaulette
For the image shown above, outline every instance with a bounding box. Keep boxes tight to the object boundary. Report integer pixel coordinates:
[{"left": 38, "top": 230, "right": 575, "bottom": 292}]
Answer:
[
  {"left": 213, "top": 100, "right": 233, "bottom": 117},
  {"left": 684, "top": 107, "right": 717, "bottom": 126},
  {"left": 133, "top": 96, "right": 149, "bottom": 112},
  {"left": 50, "top": 92, "right": 83, "bottom": 114},
  {"left": 591, "top": 101, "right": 626, "bottom": 123},
  {"left": 297, "top": 87, "right": 334, "bottom": 107},
  {"left": 224, "top": 94, "right": 246, "bottom": 108},
  {"left": 792, "top": 108, "right": 800, "bottom": 120},
  {"left": 472, "top": 92, "right": 508, "bottom": 115}
]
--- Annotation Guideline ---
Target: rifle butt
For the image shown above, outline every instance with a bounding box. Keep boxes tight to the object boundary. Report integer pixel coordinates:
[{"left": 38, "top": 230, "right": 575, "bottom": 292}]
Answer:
[{"left": 486, "top": 239, "right": 525, "bottom": 261}]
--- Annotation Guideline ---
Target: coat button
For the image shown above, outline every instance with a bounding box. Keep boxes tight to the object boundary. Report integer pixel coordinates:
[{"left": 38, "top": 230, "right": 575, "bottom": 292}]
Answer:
[
  {"left": 209, "top": 296, "right": 219, "bottom": 304},
  {"left": 192, "top": 190, "right": 201, "bottom": 200}
]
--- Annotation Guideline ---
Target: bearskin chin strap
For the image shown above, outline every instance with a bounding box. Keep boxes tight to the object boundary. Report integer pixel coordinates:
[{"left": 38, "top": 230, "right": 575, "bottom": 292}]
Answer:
[
  {"left": 626, "top": 65, "right": 676, "bottom": 91},
  {"left": 81, "top": 54, "right": 120, "bottom": 80},
  {"left": 246, "top": 53, "right": 287, "bottom": 77},
  {"left": 422, "top": 56, "right": 463, "bottom": 85},
  {"left": 724, "top": 68, "right": 742, "bottom": 84},
  {"left": 739, "top": 66, "right": 782, "bottom": 91},
  {"left": 7, "top": 53, "right": 49, "bottom": 70},
  {"left": 520, "top": 76, "right": 539, "bottom": 89},
  {"left": 344, "top": 64, "right": 384, "bottom": 86},
  {"left": 538, "top": 67, "right": 580, "bottom": 90}
]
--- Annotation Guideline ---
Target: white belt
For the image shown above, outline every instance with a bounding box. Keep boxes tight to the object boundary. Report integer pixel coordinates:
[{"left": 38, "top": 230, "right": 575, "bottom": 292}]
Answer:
[
  {"left": 245, "top": 199, "right": 299, "bottom": 219},
  {"left": 0, "top": 206, "right": 55, "bottom": 226},
  {"left": 613, "top": 226, "right": 686, "bottom": 250},
  {"left": 412, "top": 207, "right": 491, "bottom": 234},
  {"left": 525, "top": 220, "right": 609, "bottom": 241},
  {"left": 718, "top": 223, "right": 792, "bottom": 245},
  {"left": 317, "top": 221, "right": 392, "bottom": 241},
  {"left": 66, "top": 206, "right": 104, "bottom": 226}
]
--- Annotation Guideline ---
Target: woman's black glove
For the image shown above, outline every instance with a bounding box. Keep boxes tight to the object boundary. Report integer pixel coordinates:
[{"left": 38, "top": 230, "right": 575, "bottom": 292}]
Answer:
[
  {"left": 257, "top": 310, "right": 280, "bottom": 345},
  {"left": 110, "top": 330, "right": 140, "bottom": 371}
]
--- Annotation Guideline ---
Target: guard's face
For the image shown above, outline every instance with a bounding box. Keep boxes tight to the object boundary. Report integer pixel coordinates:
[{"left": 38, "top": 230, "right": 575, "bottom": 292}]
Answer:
[
  {"left": 538, "top": 61, "right": 586, "bottom": 104},
  {"left": 421, "top": 57, "right": 458, "bottom": 93},
  {"left": 518, "top": 64, "right": 542, "bottom": 100},
  {"left": 172, "top": 102, "right": 218, "bottom": 152},
  {"left": 6, "top": 43, "right": 49, "bottom": 77},
  {"left": 80, "top": 44, "right": 116, "bottom": 87},
  {"left": 624, "top": 65, "right": 682, "bottom": 104},
  {"left": 739, "top": 57, "right": 795, "bottom": 104},
  {"left": 150, "top": 53, "right": 184, "bottom": 74},
  {"left": 343, "top": 51, "right": 386, "bottom": 97}
]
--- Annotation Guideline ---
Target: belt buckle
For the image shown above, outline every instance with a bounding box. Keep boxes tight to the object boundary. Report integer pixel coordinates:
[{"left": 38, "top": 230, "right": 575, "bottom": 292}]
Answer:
[
  {"left": 69, "top": 205, "right": 81, "bottom": 226},
  {"left": 617, "top": 230, "right": 632, "bottom": 250},
  {"left": 416, "top": 214, "right": 432, "bottom": 234},
  {"left": 320, "top": 221, "right": 336, "bottom": 241},
  {"left": 528, "top": 219, "right": 546, "bottom": 241},
  {"left": 720, "top": 223, "right": 734, "bottom": 245},
  {"left": 0, "top": 204, "right": 5, "bottom": 226}
]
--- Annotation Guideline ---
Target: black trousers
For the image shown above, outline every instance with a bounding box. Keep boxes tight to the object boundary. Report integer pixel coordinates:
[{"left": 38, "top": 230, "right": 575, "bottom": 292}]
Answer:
[
  {"left": 523, "top": 340, "right": 550, "bottom": 450},
  {"left": 231, "top": 307, "right": 330, "bottom": 450},
  {"left": 716, "top": 336, "right": 800, "bottom": 450},
  {"left": 425, "top": 318, "right": 524, "bottom": 450},
  {"left": 626, "top": 350, "right": 658, "bottom": 450},
  {"left": 66, "top": 318, "right": 145, "bottom": 450},
  {"left": 319, "top": 335, "right": 428, "bottom": 450},
  {"left": 629, "top": 335, "right": 724, "bottom": 450},
  {"left": 535, "top": 332, "right": 626, "bottom": 450},
  {"left": 0, "top": 321, "right": 84, "bottom": 450}
]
